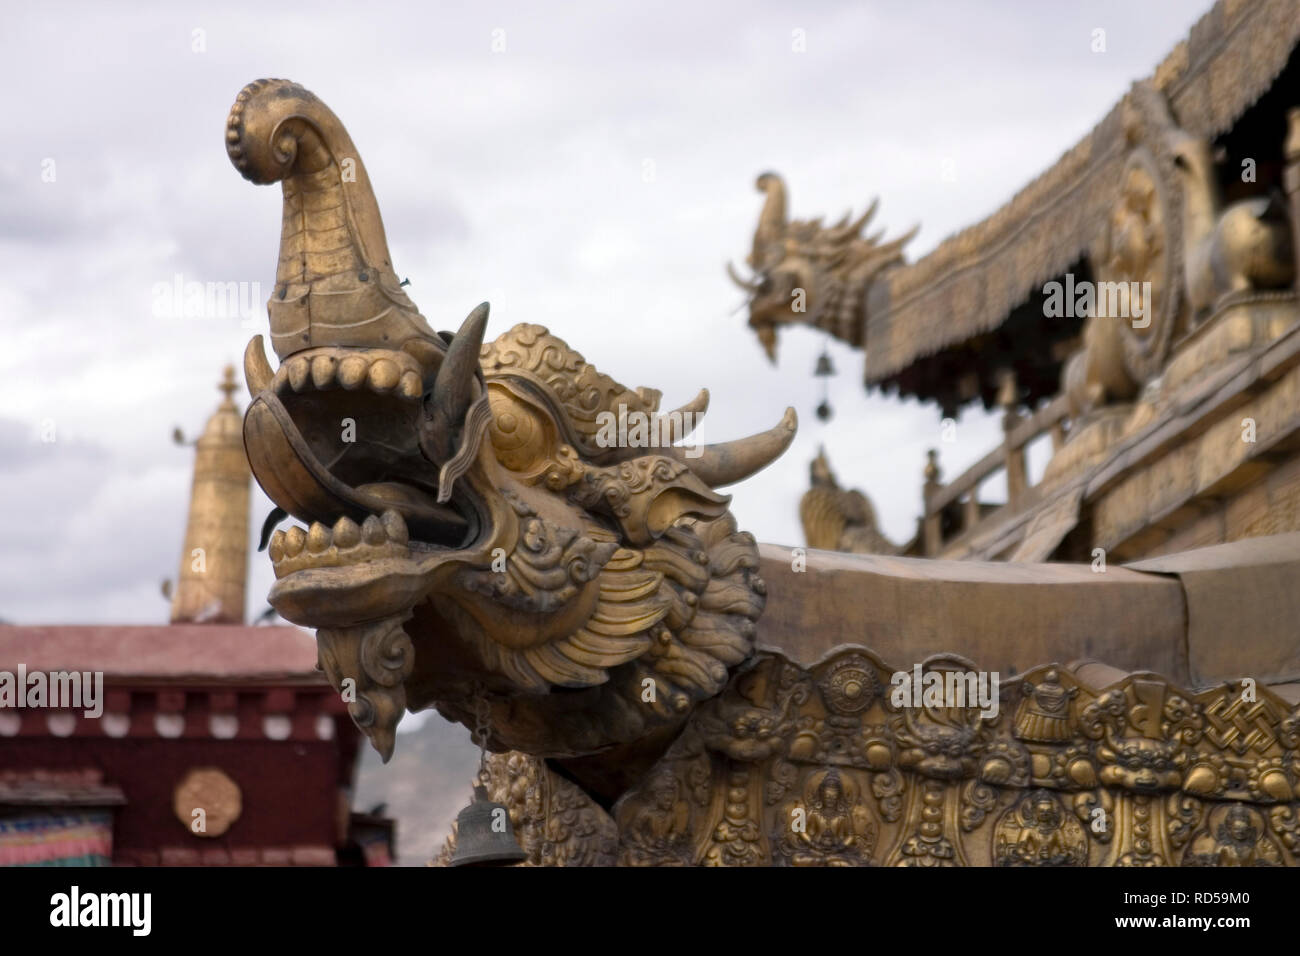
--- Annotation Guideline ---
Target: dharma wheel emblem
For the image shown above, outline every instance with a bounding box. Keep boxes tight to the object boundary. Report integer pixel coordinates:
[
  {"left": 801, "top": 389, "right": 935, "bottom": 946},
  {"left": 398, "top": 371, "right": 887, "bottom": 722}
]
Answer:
[
  {"left": 819, "top": 655, "right": 878, "bottom": 714},
  {"left": 174, "top": 767, "right": 242, "bottom": 837}
]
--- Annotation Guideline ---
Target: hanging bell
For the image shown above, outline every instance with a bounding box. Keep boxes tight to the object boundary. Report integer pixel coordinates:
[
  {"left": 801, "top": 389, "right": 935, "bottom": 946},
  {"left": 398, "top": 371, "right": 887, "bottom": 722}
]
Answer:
[
  {"left": 448, "top": 785, "right": 528, "bottom": 867},
  {"left": 816, "top": 400, "right": 833, "bottom": 422},
  {"left": 814, "top": 352, "right": 835, "bottom": 377}
]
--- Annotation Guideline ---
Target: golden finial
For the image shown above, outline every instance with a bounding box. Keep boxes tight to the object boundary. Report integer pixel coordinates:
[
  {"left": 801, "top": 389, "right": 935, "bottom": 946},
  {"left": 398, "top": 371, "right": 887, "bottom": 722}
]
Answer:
[
  {"left": 923, "top": 448, "right": 941, "bottom": 484},
  {"left": 168, "top": 364, "right": 252, "bottom": 624},
  {"left": 218, "top": 364, "right": 238, "bottom": 403}
]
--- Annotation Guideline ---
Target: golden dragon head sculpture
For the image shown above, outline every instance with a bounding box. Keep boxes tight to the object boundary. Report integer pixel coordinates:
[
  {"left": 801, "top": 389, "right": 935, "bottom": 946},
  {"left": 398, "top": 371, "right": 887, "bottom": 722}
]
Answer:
[
  {"left": 727, "top": 172, "right": 917, "bottom": 362},
  {"left": 226, "top": 79, "right": 796, "bottom": 764}
]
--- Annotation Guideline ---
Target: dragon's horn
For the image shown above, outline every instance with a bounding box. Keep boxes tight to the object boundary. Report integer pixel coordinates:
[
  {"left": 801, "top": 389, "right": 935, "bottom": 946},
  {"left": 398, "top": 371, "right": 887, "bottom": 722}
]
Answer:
[
  {"left": 608, "top": 389, "right": 712, "bottom": 463},
  {"left": 826, "top": 197, "right": 879, "bottom": 242},
  {"left": 750, "top": 171, "right": 788, "bottom": 266},
  {"left": 421, "top": 303, "right": 492, "bottom": 502},
  {"left": 662, "top": 407, "right": 797, "bottom": 488},
  {"left": 726, "top": 260, "right": 763, "bottom": 293},
  {"left": 427, "top": 303, "right": 490, "bottom": 448},
  {"left": 656, "top": 388, "right": 710, "bottom": 440}
]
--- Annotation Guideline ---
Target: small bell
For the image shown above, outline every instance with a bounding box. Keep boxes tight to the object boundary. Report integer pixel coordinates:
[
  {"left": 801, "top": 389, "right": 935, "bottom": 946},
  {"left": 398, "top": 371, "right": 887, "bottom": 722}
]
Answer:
[
  {"left": 816, "top": 400, "right": 833, "bottom": 422},
  {"left": 814, "top": 352, "right": 835, "bottom": 377},
  {"left": 448, "top": 785, "right": 527, "bottom": 867}
]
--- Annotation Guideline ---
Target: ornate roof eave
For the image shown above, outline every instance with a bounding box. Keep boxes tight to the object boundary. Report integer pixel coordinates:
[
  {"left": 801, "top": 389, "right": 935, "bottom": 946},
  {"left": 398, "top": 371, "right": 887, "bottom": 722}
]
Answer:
[{"left": 865, "top": 0, "right": 1300, "bottom": 387}]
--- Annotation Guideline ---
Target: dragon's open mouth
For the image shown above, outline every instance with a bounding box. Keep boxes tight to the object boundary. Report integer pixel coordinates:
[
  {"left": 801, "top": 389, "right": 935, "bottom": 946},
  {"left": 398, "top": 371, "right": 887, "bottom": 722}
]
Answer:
[
  {"left": 246, "top": 334, "right": 485, "bottom": 533},
  {"left": 241, "top": 333, "right": 495, "bottom": 626}
]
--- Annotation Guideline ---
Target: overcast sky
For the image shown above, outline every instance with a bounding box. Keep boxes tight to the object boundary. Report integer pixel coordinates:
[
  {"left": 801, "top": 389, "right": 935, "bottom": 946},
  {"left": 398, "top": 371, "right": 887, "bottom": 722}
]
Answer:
[{"left": 0, "top": 0, "right": 1212, "bottom": 625}]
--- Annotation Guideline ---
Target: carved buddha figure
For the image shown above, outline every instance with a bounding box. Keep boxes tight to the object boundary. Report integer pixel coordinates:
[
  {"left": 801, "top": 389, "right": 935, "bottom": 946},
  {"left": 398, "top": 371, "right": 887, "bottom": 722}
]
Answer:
[
  {"left": 1018, "top": 792, "right": 1069, "bottom": 863},
  {"left": 625, "top": 769, "right": 690, "bottom": 855},
  {"left": 1185, "top": 805, "right": 1282, "bottom": 867},
  {"left": 782, "top": 768, "right": 877, "bottom": 866},
  {"left": 995, "top": 789, "right": 1087, "bottom": 867},
  {"left": 806, "top": 770, "right": 853, "bottom": 848}
]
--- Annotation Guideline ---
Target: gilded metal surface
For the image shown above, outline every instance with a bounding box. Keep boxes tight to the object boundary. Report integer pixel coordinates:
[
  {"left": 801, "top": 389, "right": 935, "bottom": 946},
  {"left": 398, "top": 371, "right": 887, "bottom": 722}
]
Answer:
[
  {"left": 854, "top": 0, "right": 1300, "bottom": 384},
  {"left": 602, "top": 652, "right": 1300, "bottom": 866},
  {"left": 169, "top": 366, "right": 251, "bottom": 624},
  {"left": 799, "top": 448, "right": 897, "bottom": 554},
  {"left": 729, "top": 0, "right": 1300, "bottom": 388},
  {"left": 1168, "top": 133, "right": 1293, "bottom": 323},
  {"left": 221, "top": 63, "right": 1300, "bottom": 868},
  {"left": 728, "top": 172, "right": 914, "bottom": 363},
  {"left": 227, "top": 80, "right": 797, "bottom": 762},
  {"left": 1057, "top": 78, "right": 1294, "bottom": 432},
  {"left": 434, "top": 651, "right": 1300, "bottom": 866}
]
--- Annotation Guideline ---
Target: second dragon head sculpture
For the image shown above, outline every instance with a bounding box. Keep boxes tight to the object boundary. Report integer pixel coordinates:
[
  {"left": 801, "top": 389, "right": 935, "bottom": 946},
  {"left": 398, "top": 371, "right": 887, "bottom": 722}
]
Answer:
[
  {"left": 727, "top": 172, "right": 917, "bottom": 363},
  {"left": 227, "top": 79, "right": 796, "bottom": 763}
]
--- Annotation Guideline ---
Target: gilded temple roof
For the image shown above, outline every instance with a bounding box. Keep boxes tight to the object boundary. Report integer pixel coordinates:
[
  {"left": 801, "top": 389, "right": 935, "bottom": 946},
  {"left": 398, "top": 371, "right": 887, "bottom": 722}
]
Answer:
[{"left": 865, "top": 0, "right": 1300, "bottom": 386}]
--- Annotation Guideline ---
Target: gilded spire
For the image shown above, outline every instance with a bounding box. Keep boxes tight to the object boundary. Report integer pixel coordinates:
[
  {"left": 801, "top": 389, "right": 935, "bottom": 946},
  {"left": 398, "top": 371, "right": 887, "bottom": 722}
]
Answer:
[{"left": 170, "top": 365, "right": 251, "bottom": 624}]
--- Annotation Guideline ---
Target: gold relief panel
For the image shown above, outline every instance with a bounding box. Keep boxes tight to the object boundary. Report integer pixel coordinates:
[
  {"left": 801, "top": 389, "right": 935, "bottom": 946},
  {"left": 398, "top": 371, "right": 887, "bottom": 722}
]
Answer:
[{"left": 605, "top": 649, "right": 1300, "bottom": 866}]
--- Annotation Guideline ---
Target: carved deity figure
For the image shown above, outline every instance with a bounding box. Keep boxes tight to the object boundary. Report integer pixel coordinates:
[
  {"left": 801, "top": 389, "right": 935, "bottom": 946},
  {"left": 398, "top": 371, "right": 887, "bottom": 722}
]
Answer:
[
  {"left": 778, "top": 768, "right": 877, "bottom": 866},
  {"left": 621, "top": 770, "right": 691, "bottom": 865},
  {"left": 1184, "top": 805, "right": 1282, "bottom": 867},
  {"left": 994, "top": 789, "right": 1088, "bottom": 867}
]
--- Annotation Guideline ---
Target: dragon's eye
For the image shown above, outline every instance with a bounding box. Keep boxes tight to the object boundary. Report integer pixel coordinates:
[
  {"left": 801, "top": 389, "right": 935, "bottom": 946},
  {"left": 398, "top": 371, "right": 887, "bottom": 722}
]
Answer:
[{"left": 487, "top": 387, "right": 554, "bottom": 472}]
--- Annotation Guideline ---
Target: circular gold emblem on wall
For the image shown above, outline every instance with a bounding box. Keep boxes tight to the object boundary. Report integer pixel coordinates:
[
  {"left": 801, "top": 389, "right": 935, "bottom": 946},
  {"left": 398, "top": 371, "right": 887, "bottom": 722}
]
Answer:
[
  {"left": 818, "top": 655, "right": 878, "bottom": 715},
  {"left": 174, "top": 767, "right": 242, "bottom": 837}
]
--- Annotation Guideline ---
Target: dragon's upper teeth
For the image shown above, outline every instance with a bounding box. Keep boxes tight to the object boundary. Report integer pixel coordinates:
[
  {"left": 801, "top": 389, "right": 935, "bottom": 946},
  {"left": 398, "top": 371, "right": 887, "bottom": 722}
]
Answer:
[
  {"left": 283, "top": 525, "right": 306, "bottom": 557},
  {"left": 368, "top": 358, "right": 399, "bottom": 393},
  {"left": 338, "top": 355, "right": 368, "bottom": 389},
  {"left": 311, "top": 355, "right": 337, "bottom": 389},
  {"left": 273, "top": 348, "right": 426, "bottom": 400},
  {"left": 268, "top": 530, "right": 286, "bottom": 562},
  {"left": 398, "top": 371, "right": 423, "bottom": 399},
  {"left": 287, "top": 357, "right": 309, "bottom": 392},
  {"left": 306, "top": 522, "right": 330, "bottom": 553}
]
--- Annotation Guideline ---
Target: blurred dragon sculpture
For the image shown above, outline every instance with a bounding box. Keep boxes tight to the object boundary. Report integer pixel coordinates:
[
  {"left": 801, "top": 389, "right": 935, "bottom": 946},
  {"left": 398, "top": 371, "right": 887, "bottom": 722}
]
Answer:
[{"left": 726, "top": 171, "right": 916, "bottom": 363}]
